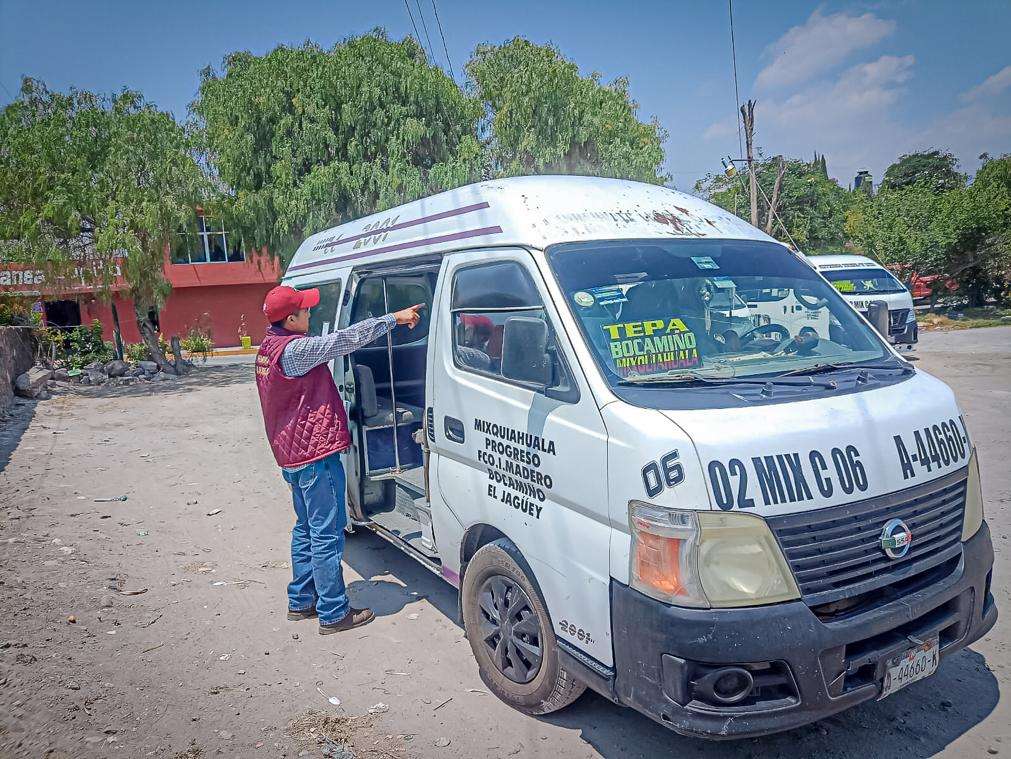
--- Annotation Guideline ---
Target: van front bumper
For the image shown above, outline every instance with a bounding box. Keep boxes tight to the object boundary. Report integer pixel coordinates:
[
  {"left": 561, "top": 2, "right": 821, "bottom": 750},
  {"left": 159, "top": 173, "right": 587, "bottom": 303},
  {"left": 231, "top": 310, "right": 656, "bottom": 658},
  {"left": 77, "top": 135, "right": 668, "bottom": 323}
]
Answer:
[{"left": 607, "top": 521, "right": 996, "bottom": 740}]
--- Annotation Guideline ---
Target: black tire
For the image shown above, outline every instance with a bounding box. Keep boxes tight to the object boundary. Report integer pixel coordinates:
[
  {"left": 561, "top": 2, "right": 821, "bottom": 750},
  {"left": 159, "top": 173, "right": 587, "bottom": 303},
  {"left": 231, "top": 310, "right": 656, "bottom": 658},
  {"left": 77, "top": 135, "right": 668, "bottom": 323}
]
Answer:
[{"left": 461, "top": 539, "right": 586, "bottom": 715}]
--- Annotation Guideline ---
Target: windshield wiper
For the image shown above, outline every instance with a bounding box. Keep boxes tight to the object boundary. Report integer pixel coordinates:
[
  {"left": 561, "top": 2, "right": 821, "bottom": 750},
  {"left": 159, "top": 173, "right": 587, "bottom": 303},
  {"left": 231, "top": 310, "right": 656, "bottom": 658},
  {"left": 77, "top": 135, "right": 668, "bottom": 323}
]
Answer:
[
  {"left": 616, "top": 371, "right": 838, "bottom": 389},
  {"left": 780, "top": 361, "right": 913, "bottom": 378}
]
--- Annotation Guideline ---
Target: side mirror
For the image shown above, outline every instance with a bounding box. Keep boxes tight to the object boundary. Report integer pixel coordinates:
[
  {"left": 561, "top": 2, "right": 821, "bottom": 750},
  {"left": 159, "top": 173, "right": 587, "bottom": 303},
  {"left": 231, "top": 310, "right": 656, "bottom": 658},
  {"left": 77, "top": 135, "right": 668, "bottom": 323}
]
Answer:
[
  {"left": 866, "top": 300, "right": 890, "bottom": 338},
  {"left": 501, "top": 316, "right": 552, "bottom": 387}
]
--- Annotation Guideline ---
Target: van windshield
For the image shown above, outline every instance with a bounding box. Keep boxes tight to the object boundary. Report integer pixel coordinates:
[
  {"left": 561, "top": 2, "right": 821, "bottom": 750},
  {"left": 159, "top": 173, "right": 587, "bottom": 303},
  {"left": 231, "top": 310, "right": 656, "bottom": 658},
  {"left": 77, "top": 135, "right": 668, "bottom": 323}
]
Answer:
[
  {"left": 546, "top": 239, "right": 893, "bottom": 386},
  {"left": 818, "top": 267, "right": 908, "bottom": 295}
]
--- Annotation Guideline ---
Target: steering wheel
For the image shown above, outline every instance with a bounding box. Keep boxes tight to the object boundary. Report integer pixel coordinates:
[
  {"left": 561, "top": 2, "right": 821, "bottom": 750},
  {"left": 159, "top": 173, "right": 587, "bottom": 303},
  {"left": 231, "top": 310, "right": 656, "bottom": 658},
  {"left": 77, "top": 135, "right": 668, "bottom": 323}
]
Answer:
[
  {"left": 739, "top": 323, "right": 791, "bottom": 352},
  {"left": 795, "top": 287, "right": 829, "bottom": 310}
]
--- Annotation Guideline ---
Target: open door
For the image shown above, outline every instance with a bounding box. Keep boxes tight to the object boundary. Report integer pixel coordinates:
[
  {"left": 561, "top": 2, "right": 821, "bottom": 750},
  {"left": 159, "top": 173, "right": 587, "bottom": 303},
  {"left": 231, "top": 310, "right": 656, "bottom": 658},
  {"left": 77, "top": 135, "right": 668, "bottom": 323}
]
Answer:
[{"left": 338, "top": 267, "right": 437, "bottom": 525}]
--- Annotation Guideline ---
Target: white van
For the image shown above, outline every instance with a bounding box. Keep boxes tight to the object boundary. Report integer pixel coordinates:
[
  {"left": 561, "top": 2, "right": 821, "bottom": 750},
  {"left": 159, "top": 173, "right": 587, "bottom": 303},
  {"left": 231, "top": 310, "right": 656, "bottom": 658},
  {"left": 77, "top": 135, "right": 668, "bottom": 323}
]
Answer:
[
  {"left": 807, "top": 254, "right": 918, "bottom": 347},
  {"left": 281, "top": 176, "right": 994, "bottom": 739}
]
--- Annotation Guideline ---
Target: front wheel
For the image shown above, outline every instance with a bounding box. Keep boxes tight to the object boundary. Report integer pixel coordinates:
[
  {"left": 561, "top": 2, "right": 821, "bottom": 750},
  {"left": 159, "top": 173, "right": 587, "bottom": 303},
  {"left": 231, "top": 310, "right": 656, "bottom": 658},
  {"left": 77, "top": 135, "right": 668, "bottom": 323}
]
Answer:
[{"left": 461, "top": 540, "right": 586, "bottom": 715}]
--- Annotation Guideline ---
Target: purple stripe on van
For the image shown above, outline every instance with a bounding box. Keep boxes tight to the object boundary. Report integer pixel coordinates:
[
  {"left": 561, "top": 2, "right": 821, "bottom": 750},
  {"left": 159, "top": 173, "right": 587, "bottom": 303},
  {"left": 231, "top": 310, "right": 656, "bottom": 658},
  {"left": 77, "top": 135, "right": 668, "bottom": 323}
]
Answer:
[
  {"left": 313, "top": 201, "right": 491, "bottom": 253},
  {"left": 441, "top": 566, "right": 460, "bottom": 587},
  {"left": 287, "top": 225, "right": 504, "bottom": 273}
]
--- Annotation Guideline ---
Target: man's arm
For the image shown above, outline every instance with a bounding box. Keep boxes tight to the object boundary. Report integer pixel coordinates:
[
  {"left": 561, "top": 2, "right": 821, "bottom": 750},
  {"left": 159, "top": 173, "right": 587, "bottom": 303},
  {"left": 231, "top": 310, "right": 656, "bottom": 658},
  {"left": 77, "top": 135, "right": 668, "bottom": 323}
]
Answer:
[
  {"left": 280, "top": 304, "right": 424, "bottom": 378},
  {"left": 281, "top": 316, "right": 396, "bottom": 378}
]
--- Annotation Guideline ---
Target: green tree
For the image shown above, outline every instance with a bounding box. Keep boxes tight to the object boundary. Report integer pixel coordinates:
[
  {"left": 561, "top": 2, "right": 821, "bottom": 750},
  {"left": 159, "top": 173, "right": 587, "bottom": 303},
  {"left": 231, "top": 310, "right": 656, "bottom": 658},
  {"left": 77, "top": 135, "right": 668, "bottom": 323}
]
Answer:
[
  {"left": 880, "top": 149, "right": 966, "bottom": 193},
  {"left": 845, "top": 185, "right": 953, "bottom": 272},
  {"left": 467, "top": 38, "right": 667, "bottom": 183},
  {"left": 846, "top": 155, "right": 1011, "bottom": 306},
  {"left": 696, "top": 156, "right": 851, "bottom": 252},
  {"left": 192, "top": 32, "right": 483, "bottom": 263},
  {"left": 943, "top": 155, "right": 1011, "bottom": 304},
  {"left": 0, "top": 78, "right": 209, "bottom": 371}
]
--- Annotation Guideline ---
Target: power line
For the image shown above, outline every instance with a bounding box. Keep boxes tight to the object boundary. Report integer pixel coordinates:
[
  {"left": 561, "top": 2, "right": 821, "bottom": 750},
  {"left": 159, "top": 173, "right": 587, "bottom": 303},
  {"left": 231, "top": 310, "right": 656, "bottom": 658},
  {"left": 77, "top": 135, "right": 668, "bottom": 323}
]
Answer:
[
  {"left": 413, "top": 0, "right": 437, "bottom": 64},
  {"left": 403, "top": 0, "right": 424, "bottom": 52},
  {"left": 728, "top": 0, "right": 744, "bottom": 161},
  {"left": 0, "top": 77, "right": 17, "bottom": 102},
  {"left": 430, "top": 0, "right": 457, "bottom": 83}
]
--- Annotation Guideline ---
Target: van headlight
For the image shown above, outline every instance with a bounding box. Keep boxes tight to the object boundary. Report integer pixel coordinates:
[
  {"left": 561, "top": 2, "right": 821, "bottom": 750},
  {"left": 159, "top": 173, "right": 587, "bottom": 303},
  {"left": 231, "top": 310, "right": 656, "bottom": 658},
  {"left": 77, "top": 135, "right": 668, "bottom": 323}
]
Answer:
[
  {"left": 962, "top": 448, "right": 984, "bottom": 541},
  {"left": 628, "top": 501, "right": 800, "bottom": 609},
  {"left": 905, "top": 309, "right": 917, "bottom": 324}
]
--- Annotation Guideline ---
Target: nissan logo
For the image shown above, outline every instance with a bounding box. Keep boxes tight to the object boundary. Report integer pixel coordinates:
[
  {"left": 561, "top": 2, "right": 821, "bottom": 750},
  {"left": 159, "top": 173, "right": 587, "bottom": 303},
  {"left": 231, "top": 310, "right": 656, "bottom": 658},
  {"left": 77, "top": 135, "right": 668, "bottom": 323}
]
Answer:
[{"left": 880, "top": 518, "right": 913, "bottom": 559}]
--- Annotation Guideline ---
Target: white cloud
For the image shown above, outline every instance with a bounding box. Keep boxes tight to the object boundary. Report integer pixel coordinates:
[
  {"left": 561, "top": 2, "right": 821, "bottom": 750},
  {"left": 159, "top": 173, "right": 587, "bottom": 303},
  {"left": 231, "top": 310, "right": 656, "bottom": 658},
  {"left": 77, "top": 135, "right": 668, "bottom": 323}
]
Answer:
[
  {"left": 696, "top": 21, "right": 1011, "bottom": 191},
  {"left": 743, "top": 55, "right": 917, "bottom": 185},
  {"left": 756, "top": 9, "right": 896, "bottom": 91},
  {"left": 960, "top": 65, "right": 1011, "bottom": 102}
]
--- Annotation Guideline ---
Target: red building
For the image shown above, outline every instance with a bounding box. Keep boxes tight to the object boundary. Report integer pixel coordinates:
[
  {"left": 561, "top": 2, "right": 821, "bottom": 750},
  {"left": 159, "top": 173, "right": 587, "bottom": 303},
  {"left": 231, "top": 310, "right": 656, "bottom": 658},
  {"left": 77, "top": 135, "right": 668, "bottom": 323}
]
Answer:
[{"left": 1, "top": 214, "right": 281, "bottom": 349}]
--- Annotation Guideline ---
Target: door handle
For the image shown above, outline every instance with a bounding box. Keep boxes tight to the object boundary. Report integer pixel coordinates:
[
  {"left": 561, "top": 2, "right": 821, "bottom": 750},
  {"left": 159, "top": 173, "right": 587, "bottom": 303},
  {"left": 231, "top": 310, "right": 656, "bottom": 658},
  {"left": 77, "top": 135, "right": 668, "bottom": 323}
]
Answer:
[{"left": 444, "top": 415, "right": 465, "bottom": 444}]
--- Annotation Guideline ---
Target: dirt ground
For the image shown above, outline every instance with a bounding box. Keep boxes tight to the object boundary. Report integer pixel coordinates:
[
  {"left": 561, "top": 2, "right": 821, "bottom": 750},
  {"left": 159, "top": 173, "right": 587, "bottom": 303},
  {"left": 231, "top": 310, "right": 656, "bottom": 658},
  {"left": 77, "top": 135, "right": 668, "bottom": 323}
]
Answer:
[{"left": 1, "top": 327, "right": 1009, "bottom": 759}]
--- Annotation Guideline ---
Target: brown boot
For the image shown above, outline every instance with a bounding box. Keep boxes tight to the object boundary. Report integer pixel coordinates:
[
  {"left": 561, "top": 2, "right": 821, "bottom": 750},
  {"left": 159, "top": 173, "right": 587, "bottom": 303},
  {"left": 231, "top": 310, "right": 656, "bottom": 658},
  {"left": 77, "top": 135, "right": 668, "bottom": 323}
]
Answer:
[
  {"left": 287, "top": 607, "right": 317, "bottom": 621},
  {"left": 319, "top": 607, "right": 375, "bottom": 634}
]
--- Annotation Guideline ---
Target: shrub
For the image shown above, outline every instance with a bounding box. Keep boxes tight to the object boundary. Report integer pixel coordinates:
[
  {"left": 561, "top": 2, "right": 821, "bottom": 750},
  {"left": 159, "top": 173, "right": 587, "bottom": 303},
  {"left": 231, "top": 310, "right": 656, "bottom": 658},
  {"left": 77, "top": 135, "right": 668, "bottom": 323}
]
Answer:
[
  {"left": 50, "top": 320, "right": 114, "bottom": 369},
  {"left": 0, "top": 295, "right": 41, "bottom": 327},
  {"left": 125, "top": 342, "right": 150, "bottom": 362},
  {"left": 181, "top": 327, "right": 214, "bottom": 361}
]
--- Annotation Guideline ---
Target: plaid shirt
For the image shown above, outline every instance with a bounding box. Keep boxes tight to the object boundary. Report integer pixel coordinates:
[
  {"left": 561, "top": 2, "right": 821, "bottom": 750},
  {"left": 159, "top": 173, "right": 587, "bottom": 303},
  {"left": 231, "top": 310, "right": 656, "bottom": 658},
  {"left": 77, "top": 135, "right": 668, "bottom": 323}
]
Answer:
[
  {"left": 277, "top": 314, "right": 396, "bottom": 473},
  {"left": 280, "top": 314, "right": 396, "bottom": 378}
]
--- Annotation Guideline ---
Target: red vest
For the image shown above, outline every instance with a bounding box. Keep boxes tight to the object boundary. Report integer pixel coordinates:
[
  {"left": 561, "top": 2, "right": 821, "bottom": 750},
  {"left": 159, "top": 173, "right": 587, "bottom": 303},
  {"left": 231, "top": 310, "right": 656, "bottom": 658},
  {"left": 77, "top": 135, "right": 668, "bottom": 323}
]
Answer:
[{"left": 255, "top": 327, "right": 351, "bottom": 468}]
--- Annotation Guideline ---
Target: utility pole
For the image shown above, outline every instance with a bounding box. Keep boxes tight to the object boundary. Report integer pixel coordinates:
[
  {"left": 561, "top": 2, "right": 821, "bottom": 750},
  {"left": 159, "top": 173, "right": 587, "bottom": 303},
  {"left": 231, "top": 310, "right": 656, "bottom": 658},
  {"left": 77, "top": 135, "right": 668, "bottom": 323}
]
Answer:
[
  {"left": 740, "top": 100, "right": 758, "bottom": 227},
  {"left": 765, "top": 156, "right": 786, "bottom": 235}
]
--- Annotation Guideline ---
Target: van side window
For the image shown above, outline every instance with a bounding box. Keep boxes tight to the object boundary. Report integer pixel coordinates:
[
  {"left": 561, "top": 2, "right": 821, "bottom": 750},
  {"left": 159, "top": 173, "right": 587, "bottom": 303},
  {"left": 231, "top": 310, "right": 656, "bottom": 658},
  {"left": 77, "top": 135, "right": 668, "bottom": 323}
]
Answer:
[
  {"left": 350, "top": 275, "right": 433, "bottom": 346},
  {"left": 300, "top": 279, "right": 342, "bottom": 337},
  {"left": 451, "top": 262, "right": 574, "bottom": 396}
]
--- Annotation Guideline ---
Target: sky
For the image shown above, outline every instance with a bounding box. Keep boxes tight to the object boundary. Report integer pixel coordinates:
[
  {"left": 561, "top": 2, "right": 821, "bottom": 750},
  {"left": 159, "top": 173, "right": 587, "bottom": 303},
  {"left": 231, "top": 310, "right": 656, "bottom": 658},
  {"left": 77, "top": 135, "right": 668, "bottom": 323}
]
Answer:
[{"left": 2, "top": 0, "right": 1010, "bottom": 192}]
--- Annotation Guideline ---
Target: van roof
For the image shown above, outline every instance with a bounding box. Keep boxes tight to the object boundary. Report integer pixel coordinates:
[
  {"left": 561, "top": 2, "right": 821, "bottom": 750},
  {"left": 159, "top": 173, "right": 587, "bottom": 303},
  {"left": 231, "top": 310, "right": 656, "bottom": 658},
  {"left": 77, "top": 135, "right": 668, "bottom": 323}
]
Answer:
[
  {"left": 283, "top": 175, "right": 777, "bottom": 284},
  {"left": 806, "top": 253, "right": 882, "bottom": 270}
]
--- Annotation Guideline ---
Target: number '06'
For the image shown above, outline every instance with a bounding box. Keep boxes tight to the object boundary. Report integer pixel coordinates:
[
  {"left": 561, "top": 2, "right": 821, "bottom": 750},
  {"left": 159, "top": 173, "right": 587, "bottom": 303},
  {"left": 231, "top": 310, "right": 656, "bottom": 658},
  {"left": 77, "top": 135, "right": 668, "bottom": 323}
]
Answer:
[{"left": 642, "top": 451, "right": 684, "bottom": 498}]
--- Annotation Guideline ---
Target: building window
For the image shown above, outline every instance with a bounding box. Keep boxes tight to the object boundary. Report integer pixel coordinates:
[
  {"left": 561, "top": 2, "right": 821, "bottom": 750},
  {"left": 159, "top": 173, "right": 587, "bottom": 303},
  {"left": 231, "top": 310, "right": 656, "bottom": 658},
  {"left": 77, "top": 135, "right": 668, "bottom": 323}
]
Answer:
[{"left": 171, "top": 213, "right": 244, "bottom": 264}]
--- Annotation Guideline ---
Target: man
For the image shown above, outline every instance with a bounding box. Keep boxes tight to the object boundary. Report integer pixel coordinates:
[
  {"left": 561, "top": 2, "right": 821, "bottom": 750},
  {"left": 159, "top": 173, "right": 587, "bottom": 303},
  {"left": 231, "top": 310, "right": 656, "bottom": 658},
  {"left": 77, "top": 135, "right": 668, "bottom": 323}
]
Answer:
[{"left": 255, "top": 285, "right": 423, "bottom": 634}]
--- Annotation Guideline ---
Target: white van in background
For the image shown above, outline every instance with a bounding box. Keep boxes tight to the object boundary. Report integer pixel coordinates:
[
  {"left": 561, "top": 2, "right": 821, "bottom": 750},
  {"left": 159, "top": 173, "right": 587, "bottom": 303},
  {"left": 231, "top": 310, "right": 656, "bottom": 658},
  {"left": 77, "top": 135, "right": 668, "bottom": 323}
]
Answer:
[
  {"left": 807, "top": 254, "right": 918, "bottom": 347},
  {"left": 281, "top": 177, "right": 994, "bottom": 739}
]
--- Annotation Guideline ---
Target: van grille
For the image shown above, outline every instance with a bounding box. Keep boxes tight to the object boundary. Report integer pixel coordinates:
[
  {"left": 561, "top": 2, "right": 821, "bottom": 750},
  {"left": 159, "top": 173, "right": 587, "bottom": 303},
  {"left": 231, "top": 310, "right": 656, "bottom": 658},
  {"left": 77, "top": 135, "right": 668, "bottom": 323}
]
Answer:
[
  {"left": 766, "top": 469, "right": 967, "bottom": 606},
  {"left": 888, "top": 308, "right": 910, "bottom": 334}
]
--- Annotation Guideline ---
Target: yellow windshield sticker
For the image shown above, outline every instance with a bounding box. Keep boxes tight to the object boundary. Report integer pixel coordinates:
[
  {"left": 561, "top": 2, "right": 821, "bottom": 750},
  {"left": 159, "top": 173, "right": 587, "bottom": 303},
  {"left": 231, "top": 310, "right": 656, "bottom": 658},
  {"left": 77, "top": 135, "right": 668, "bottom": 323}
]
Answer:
[
  {"left": 603, "top": 318, "right": 701, "bottom": 375},
  {"left": 833, "top": 280, "right": 856, "bottom": 293}
]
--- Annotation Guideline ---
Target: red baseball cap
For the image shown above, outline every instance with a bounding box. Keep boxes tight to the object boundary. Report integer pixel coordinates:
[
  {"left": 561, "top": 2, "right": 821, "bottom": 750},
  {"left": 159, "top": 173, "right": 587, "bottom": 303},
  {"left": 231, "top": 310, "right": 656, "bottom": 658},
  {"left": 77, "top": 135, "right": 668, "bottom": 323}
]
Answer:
[{"left": 263, "top": 285, "right": 320, "bottom": 322}]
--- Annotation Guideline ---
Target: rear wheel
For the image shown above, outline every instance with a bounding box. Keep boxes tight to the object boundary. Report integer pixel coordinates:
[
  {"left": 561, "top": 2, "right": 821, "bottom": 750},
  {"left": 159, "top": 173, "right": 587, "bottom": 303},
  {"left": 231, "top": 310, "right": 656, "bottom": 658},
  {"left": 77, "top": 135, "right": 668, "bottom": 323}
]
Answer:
[{"left": 461, "top": 540, "right": 585, "bottom": 715}]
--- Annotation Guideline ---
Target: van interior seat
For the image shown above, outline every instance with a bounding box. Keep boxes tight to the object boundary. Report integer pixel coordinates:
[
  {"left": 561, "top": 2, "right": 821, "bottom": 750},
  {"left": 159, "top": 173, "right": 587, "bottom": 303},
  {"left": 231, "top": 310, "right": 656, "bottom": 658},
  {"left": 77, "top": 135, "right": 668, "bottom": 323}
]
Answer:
[{"left": 353, "top": 364, "right": 422, "bottom": 427}]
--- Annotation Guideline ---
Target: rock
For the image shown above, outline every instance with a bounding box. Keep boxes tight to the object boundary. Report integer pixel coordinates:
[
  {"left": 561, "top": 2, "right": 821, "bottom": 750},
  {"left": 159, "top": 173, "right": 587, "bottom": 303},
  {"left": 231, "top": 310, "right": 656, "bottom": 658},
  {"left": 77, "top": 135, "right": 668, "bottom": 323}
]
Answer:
[
  {"left": 128, "top": 366, "right": 145, "bottom": 377},
  {"left": 86, "top": 370, "right": 107, "bottom": 386},
  {"left": 138, "top": 361, "right": 158, "bottom": 374},
  {"left": 104, "top": 360, "right": 129, "bottom": 378},
  {"left": 149, "top": 372, "right": 166, "bottom": 382},
  {"left": 67, "top": 681, "right": 81, "bottom": 690},
  {"left": 120, "top": 376, "right": 135, "bottom": 386},
  {"left": 53, "top": 368, "right": 71, "bottom": 382},
  {"left": 84, "top": 361, "right": 105, "bottom": 372},
  {"left": 14, "top": 367, "right": 53, "bottom": 398}
]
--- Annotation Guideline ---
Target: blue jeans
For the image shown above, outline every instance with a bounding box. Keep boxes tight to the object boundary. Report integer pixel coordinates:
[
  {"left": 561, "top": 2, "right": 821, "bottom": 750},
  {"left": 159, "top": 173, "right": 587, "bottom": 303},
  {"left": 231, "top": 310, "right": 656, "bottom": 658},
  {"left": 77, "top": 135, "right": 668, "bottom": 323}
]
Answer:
[{"left": 281, "top": 454, "right": 350, "bottom": 625}]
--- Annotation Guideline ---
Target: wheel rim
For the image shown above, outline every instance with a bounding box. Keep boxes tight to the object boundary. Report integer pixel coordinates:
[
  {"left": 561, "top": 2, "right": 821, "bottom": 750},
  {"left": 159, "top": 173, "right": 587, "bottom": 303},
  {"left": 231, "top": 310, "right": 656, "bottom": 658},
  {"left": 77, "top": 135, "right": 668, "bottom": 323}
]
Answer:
[{"left": 477, "top": 575, "right": 543, "bottom": 684}]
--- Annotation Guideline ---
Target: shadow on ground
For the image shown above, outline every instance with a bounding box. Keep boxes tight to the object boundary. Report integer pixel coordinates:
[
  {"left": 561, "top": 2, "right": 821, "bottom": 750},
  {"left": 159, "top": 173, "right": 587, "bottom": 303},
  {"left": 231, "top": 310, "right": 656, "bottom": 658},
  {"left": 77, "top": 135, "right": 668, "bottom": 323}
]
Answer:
[
  {"left": 347, "top": 531, "right": 999, "bottom": 758},
  {"left": 342, "top": 530, "right": 458, "bottom": 623},
  {"left": 0, "top": 398, "right": 36, "bottom": 474}
]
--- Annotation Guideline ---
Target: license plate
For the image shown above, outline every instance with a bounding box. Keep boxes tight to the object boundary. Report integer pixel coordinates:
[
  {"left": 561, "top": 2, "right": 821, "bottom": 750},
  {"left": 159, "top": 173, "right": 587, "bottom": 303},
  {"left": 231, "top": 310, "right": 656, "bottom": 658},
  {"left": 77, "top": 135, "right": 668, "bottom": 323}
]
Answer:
[{"left": 880, "top": 638, "right": 939, "bottom": 699}]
